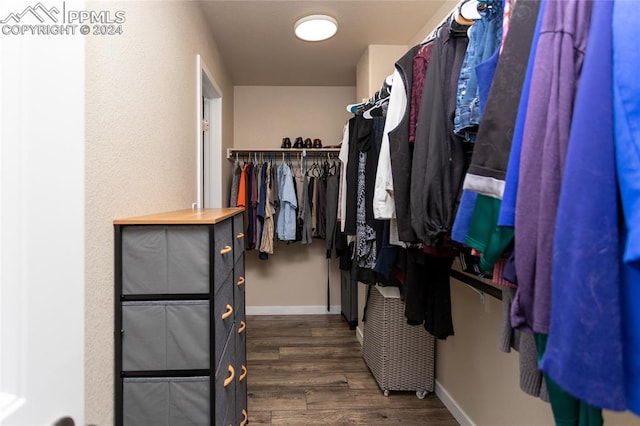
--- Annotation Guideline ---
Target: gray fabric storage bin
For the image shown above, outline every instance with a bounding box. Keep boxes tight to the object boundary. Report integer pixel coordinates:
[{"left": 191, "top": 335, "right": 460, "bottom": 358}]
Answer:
[
  {"left": 123, "top": 376, "right": 210, "bottom": 426},
  {"left": 169, "top": 378, "right": 210, "bottom": 426},
  {"left": 236, "top": 326, "right": 247, "bottom": 425},
  {"left": 122, "top": 226, "right": 210, "bottom": 294},
  {"left": 166, "top": 302, "right": 210, "bottom": 370},
  {"left": 123, "top": 301, "right": 209, "bottom": 371},
  {"left": 215, "top": 331, "right": 236, "bottom": 426},
  {"left": 213, "top": 219, "right": 234, "bottom": 285},
  {"left": 233, "top": 256, "right": 245, "bottom": 320},
  {"left": 233, "top": 213, "right": 244, "bottom": 262},
  {"left": 122, "top": 302, "right": 166, "bottom": 370},
  {"left": 214, "top": 274, "right": 234, "bottom": 368},
  {"left": 167, "top": 226, "right": 210, "bottom": 293},
  {"left": 122, "top": 227, "right": 167, "bottom": 294}
]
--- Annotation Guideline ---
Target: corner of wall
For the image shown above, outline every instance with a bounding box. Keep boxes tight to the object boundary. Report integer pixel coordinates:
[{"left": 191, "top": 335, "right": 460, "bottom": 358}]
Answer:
[
  {"left": 356, "top": 46, "right": 371, "bottom": 103},
  {"left": 355, "top": 44, "right": 408, "bottom": 102},
  {"left": 435, "top": 380, "right": 476, "bottom": 426},
  {"left": 407, "top": 0, "right": 460, "bottom": 47}
]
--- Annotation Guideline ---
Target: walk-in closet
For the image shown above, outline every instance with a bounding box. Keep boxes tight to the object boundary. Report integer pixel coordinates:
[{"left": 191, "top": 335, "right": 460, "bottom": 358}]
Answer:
[{"left": 6, "top": 0, "right": 640, "bottom": 425}]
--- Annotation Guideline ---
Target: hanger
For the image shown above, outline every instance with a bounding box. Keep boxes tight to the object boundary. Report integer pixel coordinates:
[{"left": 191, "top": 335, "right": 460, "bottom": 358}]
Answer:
[
  {"left": 321, "top": 158, "right": 331, "bottom": 178},
  {"left": 422, "top": 1, "right": 461, "bottom": 45},
  {"left": 347, "top": 101, "right": 366, "bottom": 113},
  {"left": 347, "top": 74, "right": 393, "bottom": 115},
  {"left": 293, "top": 154, "right": 303, "bottom": 178},
  {"left": 455, "top": 0, "right": 481, "bottom": 25},
  {"left": 363, "top": 97, "right": 388, "bottom": 119},
  {"left": 308, "top": 159, "right": 322, "bottom": 178}
]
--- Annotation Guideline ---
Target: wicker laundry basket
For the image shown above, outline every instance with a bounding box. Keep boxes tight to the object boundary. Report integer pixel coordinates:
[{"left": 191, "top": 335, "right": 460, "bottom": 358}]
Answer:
[{"left": 362, "top": 285, "right": 435, "bottom": 398}]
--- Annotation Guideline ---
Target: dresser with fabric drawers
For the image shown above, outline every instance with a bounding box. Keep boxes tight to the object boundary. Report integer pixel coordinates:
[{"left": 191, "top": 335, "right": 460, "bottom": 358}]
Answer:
[{"left": 114, "top": 208, "right": 246, "bottom": 426}]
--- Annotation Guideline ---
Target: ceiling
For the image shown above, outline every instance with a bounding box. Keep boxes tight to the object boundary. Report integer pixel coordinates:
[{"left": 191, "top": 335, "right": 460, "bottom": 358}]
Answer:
[{"left": 198, "top": 1, "right": 448, "bottom": 86}]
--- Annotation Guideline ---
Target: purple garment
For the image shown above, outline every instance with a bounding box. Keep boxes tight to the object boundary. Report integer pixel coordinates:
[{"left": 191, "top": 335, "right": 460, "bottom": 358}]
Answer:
[
  {"left": 540, "top": 0, "right": 623, "bottom": 410},
  {"left": 511, "top": 0, "right": 592, "bottom": 334},
  {"left": 409, "top": 43, "right": 434, "bottom": 144},
  {"left": 497, "top": 0, "right": 547, "bottom": 228}
]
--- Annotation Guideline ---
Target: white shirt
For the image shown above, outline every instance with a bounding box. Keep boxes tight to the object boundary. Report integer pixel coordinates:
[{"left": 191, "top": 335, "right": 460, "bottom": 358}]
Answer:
[
  {"left": 338, "top": 122, "right": 350, "bottom": 233},
  {"left": 373, "top": 69, "right": 405, "bottom": 220}
]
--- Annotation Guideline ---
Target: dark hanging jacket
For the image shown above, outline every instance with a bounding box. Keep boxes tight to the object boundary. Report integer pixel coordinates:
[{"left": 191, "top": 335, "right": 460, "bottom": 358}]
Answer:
[
  {"left": 410, "top": 20, "right": 469, "bottom": 246},
  {"left": 464, "top": 0, "right": 542, "bottom": 199},
  {"left": 344, "top": 117, "right": 372, "bottom": 235},
  {"left": 388, "top": 44, "right": 421, "bottom": 243}
]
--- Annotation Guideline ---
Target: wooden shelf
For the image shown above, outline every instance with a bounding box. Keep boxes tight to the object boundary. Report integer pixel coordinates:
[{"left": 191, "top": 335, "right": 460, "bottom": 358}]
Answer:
[
  {"left": 227, "top": 147, "right": 340, "bottom": 160},
  {"left": 114, "top": 207, "right": 244, "bottom": 225}
]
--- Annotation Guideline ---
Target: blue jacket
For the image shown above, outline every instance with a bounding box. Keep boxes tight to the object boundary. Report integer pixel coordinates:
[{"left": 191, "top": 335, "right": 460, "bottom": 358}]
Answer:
[
  {"left": 276, "top": 163, "right": 297, "bottom": 241},
  {"left": 613, "top": 0, "right": 640, "bottom": 414},
  {"left": 541, "top": 0, "right": 625, "bottom": 411}
]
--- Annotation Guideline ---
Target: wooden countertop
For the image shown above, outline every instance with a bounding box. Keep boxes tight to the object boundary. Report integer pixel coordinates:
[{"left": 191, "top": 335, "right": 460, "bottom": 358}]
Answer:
[{"left": 114, "top": 208, "right": 244, "bottom": 225}]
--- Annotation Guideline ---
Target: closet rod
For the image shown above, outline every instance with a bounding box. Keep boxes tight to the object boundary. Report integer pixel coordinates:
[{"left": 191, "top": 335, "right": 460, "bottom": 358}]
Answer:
[
  {"left": 449, "top": 268, "right": 502, "bottom": 301},
  {"left": 226, "top": 147, "right": 340, "bottom": 160},
  {"left": 422, "top": 0, "right": 478, "bottom": 43}
]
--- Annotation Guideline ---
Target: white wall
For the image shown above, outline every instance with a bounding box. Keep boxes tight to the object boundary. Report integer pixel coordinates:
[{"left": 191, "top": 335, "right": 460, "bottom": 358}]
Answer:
[
  {"left": 0, "top": 6, "right": 85, "bottom": 423},
  {"left": 85, "top": 1, "right": 233, "bottom": 423}
]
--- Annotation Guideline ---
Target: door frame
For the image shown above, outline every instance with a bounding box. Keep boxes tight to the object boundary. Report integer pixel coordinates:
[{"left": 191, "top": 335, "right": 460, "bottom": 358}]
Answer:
[
  {"left": 0, "top": 4, "right": 85, "bottom": 423},
  {"left": 196, "top": 54, "right": 222, "bottom": 208}
]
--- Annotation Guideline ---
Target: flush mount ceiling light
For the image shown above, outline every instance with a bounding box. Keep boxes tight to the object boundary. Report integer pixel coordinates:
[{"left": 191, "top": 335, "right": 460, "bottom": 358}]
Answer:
[{"left": 294, "top": 14, "right": 338, "bottom": 42}]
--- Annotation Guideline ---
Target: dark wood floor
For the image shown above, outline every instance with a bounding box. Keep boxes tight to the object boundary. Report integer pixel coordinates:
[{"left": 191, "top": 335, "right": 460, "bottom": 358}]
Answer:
[{"left": 246, "top": 314, "right": 459, "bottom": 425}]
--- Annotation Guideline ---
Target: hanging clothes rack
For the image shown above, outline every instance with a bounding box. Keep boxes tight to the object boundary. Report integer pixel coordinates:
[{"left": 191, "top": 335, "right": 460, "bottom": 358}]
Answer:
[{"left": 227, "top": 147, "right": 340, "bottom": 161}]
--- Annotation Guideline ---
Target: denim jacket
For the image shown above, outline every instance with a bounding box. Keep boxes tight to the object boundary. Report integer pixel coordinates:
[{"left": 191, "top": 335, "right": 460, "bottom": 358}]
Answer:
[{"left": 453, "top": 0, "right": 503, "bottom": 139}]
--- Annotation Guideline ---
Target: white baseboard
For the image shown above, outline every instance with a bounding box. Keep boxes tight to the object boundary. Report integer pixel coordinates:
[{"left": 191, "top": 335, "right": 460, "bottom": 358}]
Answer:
[
  {"left": 435, "top": 380, "right": 475, "bottom": 426},
  {"left": 246, "top": 305, "right": 341, "bottom": 315},
  {"left": 356, "top": 326, "right": 364, "bottom": 345}
]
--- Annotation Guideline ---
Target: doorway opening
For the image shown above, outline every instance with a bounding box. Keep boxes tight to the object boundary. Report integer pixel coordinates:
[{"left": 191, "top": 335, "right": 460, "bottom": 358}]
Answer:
[{"left": 196, "top": 54, "right": 222, "bottom": 208}]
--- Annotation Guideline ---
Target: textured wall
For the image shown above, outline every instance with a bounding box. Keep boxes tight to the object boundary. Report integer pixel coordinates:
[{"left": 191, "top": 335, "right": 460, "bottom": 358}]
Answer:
[
  {"left": 234, "top": 86, "right": 354, "bottom": 149},
  {"left": 85, "top": 2, "right": 232, "bottom": 423},
  {"left": 356, "top": 45, "right": 407, "bottom": 103},
  {"left": 233, "top": 86, "right": 354, "bottom": 310}
]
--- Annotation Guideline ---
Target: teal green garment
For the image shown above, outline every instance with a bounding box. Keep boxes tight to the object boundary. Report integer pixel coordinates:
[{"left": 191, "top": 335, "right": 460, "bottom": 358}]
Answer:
[
  {"left": 465, "top": 194, "right": 514, "bottom": 272},
  {"left": 535, "top": 334, "right": 603, "bottom": 426}
]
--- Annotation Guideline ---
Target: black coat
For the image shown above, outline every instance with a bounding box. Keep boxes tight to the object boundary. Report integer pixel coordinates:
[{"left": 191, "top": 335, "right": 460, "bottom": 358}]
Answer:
[{"left": 410, "top": 21, "right": 468, "bottom": 246}]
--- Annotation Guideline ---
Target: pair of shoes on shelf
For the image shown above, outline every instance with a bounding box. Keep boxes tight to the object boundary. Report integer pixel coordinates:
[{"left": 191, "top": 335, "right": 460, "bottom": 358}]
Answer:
[
  {"left": 286, "top": 137, "right": 323, "bottom": 149},
  {"left": 281, "top": 137, "right": 292, "bottom": 149}
]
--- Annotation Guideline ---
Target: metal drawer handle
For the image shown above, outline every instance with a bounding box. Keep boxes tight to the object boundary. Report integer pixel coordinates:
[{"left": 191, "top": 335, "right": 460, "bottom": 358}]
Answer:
[
  {"left": 221, "top": 304, "right": 233, "bottom": 320},
  {"left": 236, "top": 232, "right": 245, "bottom": 240},
  {"left": 240, "top": 409, "right": 248, "bottom": 426},
  {"left": 238, "top": 321, "right": 246, "bottom": 334},
  {"left": 239, "top": 365, "right": 248, "bottom": 382},
  {"left": 237, "top": 276, "right": 245, "bottom": 286},
  {"left": 223, "top": 365, "right": 235, "bottom": 387},
  {"left": 220, "top": 245, "right": 232, "bottom": 255}
]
